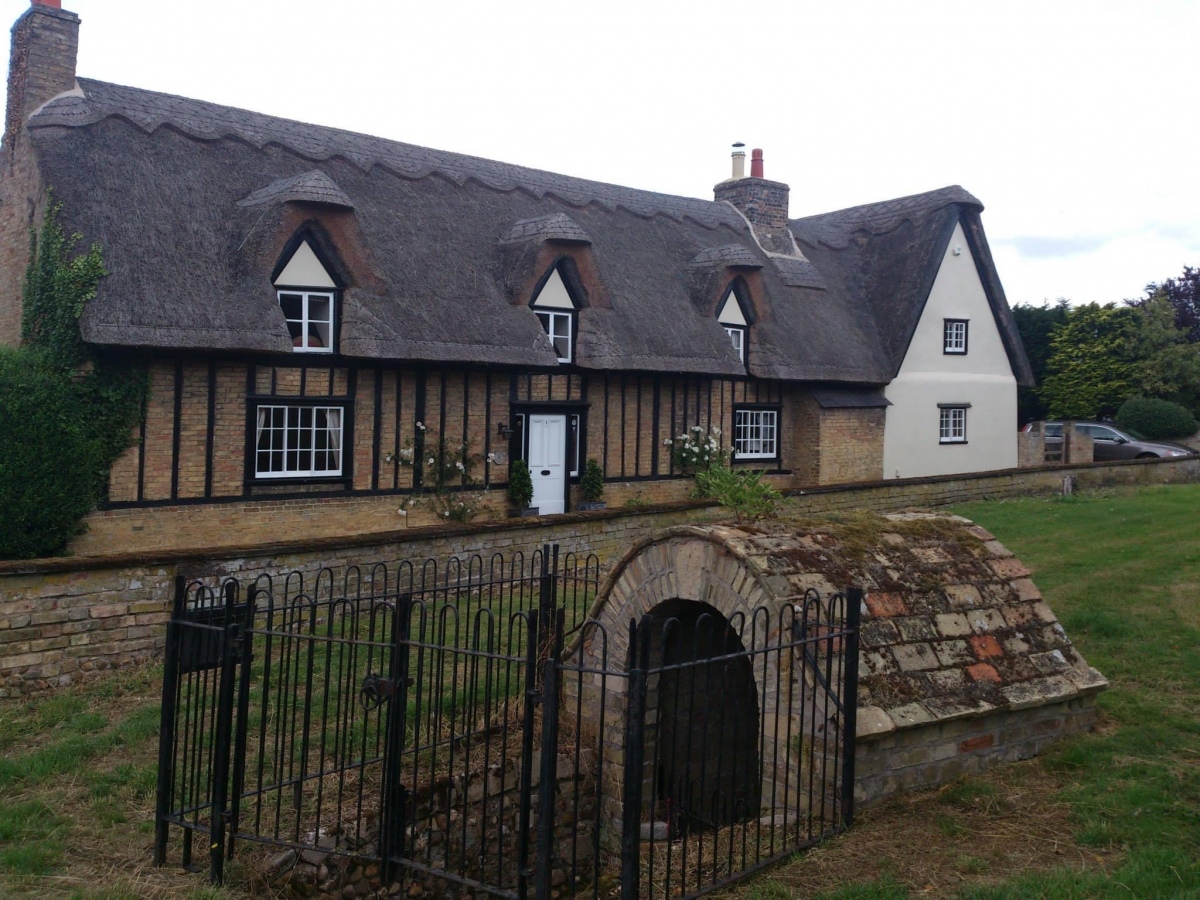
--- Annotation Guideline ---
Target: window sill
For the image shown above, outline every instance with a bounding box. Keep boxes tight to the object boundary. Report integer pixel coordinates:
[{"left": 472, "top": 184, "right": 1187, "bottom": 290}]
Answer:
[{"left": 938, "top": 440, "right": 969, "bottom": 445}]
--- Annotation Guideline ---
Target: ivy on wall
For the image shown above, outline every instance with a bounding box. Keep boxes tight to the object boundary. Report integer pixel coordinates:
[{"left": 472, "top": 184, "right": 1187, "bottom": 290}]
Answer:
[{"left": 0, "top": 201, "right": 146, "bottom": 559}]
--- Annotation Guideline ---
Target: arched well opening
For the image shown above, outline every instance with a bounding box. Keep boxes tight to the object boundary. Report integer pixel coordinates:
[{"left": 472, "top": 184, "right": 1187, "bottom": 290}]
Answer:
[{"left": 632, "top": 598, "right": 761, "bottom": 833}]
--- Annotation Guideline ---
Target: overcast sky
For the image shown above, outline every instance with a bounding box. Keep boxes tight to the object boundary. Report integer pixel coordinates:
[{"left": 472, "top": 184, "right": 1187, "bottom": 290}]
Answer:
[{"left": 4, "top": 0, "right": 1197, "bottom": 308}]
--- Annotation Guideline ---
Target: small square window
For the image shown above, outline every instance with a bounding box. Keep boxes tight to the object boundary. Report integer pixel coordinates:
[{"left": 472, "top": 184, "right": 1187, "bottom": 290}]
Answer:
[
  {"left": 280, "top": 290, "right": 334, "bottom": 352},
  {"left": 939, "top": 407, "right": 967, "bottom": 443},
  {"left": 536, "top": 310, "right": 573, "bottom": 363},
  {"left": 734, "top": 407, "right": 778, "bottom": 459},
  {"left": 944, "top": 319, "right": 968, "bottom": 354}
]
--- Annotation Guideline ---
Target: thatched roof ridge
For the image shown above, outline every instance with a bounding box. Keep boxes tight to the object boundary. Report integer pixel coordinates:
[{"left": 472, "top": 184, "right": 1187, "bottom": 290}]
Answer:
[{"left": 40, "top": 79, "right": 742, "bottom": 228}]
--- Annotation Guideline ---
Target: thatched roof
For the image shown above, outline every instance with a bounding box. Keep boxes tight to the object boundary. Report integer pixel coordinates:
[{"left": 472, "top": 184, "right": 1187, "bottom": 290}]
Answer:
[
  {"left": 791, "top": 187, "right": 1036, "bottom": 386},
  {"left": 26, "top": 78, "right": 1030, "bottom": 384}
]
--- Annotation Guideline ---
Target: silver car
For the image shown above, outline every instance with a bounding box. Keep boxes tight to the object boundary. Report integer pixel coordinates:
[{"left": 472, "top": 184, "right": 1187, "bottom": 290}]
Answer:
[{"left": 1030, "top": 421, "right": 1197, "bottom": 461}]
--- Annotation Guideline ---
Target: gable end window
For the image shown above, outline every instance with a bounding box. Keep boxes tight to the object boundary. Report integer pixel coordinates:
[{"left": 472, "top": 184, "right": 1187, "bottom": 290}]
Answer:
[
  {"left": 943, "top": 319, "right": 968, "bottom": 355},
  {"left": 255, "top": 403, "right": 344, "bottom": 477},
  {"left": 733, "top": 407, "right": 779, "bottom": 460},
  {"left": 280, "top": 290, "right": 335, "bottom": 353},
  {"left": 938, "top": 405, "right": 968, "bottom": 444}
]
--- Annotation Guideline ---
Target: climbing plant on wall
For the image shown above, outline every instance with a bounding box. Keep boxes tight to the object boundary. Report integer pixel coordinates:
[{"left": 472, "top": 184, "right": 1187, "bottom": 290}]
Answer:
[{"left": 0, "top": 201, "right": 146, "bottom": 559}]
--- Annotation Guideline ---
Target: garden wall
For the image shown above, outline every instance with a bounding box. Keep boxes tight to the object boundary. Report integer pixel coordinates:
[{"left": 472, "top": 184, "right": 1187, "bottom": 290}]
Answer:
[{"left": 2, "top": 454, "right": 1197, "bottom": 697}]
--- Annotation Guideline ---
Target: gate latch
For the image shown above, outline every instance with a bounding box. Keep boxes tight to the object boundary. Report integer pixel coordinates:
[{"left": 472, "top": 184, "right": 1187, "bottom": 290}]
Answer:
[{"left": 360, "top": 673, "right": 412, "bottom": 710}]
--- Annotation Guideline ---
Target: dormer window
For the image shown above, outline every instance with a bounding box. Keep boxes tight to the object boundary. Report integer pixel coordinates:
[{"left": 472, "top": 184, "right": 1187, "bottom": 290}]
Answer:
[
  {"left": 274, "top": 239, "right": 338, "bottom": 354},
  {"left": 717, "top": 284, "right": 751, "bottom": 365},
  {"left": 531, "top": 265, "right": 578, "bottom": 363},
  {"left": 279, "top": 290, "right": 334, "bottom": 351}
]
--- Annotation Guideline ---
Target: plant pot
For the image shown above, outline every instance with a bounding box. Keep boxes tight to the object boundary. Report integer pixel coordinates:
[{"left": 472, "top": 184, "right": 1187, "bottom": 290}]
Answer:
[
  {"left": 576, "top": 501, "right": 607, "bottom": 511},
  {"left": 508, "top": 506, "right": 540, "bottom": 518}
]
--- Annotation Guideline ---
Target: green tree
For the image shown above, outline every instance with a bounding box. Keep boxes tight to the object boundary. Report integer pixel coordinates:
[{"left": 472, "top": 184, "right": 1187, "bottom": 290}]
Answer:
[
  {"left": 1039, "top": 303, "right": 1137, "bottom": 419},
  {"left": 1011, "top": 299, "right": 1070, "bottom": 423},
  {"left": 1127, "top": 265, "right": 1200, "bottom": 342},
  {"left": 1039, "top": 298, "right": 1200, "bottom": 420}
]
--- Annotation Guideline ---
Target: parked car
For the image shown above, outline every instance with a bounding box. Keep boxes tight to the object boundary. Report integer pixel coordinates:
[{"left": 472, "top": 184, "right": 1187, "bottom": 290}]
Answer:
[{"left": 1022, "top": 421, "right": 1197, "bottom": 461}]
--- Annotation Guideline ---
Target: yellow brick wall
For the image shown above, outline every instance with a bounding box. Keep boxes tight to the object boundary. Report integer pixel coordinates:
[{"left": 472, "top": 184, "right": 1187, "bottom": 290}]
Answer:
[{"left": 817, "top": 408, "right": 886, "bottom": 484}]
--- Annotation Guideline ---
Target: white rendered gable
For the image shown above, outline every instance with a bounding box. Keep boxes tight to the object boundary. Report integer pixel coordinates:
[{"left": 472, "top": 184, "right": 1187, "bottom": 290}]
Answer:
[
  {"left": 882, "top": 221, "right": 1018, "bottom": 478},
  {"left": 717, "top": 292, "right": 747, "bottom": 326},
  {"left": 274, "top": 241, "right": 336, "bottom": 288},
  {"left": 532, "top": 269, "right": 575, "bottom": 309}
]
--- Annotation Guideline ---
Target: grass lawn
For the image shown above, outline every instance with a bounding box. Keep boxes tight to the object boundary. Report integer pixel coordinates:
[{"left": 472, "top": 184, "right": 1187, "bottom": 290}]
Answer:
[{"left": 2, "top": 484, "right": 1199, "bottom": 898}]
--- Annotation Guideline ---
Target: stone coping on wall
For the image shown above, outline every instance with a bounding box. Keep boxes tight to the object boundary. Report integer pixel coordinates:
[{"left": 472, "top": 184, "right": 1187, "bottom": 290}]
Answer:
[
  {"left": 788, "top": 452, "right": 1198, "bottom": 498},
  {"left": 0, "top": 499, "right": 718, "bottom": 575}
]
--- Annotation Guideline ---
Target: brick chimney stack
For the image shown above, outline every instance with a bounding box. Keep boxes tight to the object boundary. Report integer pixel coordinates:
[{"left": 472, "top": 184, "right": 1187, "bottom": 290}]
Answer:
[
  {"left": 713, "top": 147, "right": 793, "bottom": 255},
  {"left": 5, "top": 0, "right": 80, "bottom": 154}
]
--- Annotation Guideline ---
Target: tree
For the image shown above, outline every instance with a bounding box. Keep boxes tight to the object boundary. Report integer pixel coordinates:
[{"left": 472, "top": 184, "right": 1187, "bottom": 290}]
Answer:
[
  {"left": 1128, "top": 265, "right": 1200, "bottom": 342},
  {"left": 1039, "top": 297, "right": 1200, "bottom": 420},
  {"left": 1011, "top": 299, "right": 1070, "bottom": 423},
  {"left": 1039, "top": 303, "right": 1137, "bottom": 419}
]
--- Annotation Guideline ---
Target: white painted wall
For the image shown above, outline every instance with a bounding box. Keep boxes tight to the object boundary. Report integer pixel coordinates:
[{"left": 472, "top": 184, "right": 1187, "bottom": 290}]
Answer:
[
  {"left": 882, "top": 221, "right": 1018, "bottom": 479},
  {"left": 274, "top": 241, "right": 336, "bottom": 288},
  {"left": 532, "top": 269, "right": 575, "bottom": 309}
]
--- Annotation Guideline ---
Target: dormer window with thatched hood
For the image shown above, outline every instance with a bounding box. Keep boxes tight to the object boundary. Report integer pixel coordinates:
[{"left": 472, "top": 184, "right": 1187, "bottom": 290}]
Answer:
[
  {"left": 529, "top": 259, "right": 582, "bottom": 364},
  {"left": 717, "top": 280, "right": 753, "bottom": 365},
  {"left": 273, "top": 237, "right": 339, "bottom": 353}
]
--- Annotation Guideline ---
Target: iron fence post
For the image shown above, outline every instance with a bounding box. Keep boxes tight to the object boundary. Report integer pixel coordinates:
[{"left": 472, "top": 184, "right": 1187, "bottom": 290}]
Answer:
[
  {"left": 226, "top": 588, "right": 256, "bottom": 862},
  {"left": 840, "top": 587, "right": 862, "bottom": 828},
  {"left": 153, "top": 574, "right": 187, "bottom": 867},
  {"left": 207, "top": 580, "right": 241, "bottom": 886},
  {"left": 380, "top": 593, "right": 413, "bottom": 885},
  {"left": 620, "top": 617, "right": 651, "bottom": 900},
  {"left": 534, "top": 602, "right": 564, "bottom": 900},
  {"left": 516, "top": 583, "right": 542, "bottom": 900}
]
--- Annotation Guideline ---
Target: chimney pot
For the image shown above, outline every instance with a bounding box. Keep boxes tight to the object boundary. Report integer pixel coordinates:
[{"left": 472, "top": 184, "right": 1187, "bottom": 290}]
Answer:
[
  {"left": 32, "top": 0, "right": 63, "bottom": 7},
  {"left": 750, "top": 148, "right": 764, "bottom": 179},
  {"left": 731, "top": 142, "right": 746, "bottom": 180}
]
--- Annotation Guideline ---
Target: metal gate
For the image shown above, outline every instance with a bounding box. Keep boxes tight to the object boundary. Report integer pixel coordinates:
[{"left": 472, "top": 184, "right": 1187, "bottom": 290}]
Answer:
[{"left": 154, "top": 545, "right": 858, "bottom": 899}]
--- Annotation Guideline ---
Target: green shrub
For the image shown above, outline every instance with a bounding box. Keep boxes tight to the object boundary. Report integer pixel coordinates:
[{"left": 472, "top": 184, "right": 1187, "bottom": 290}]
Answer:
[
  {"left": 580, "top": 458, "right": 605, "bottom": 502},
  {"left": 0, "top": 204, "right": 146, "bottom": 559},
  {"left": 692, "top": 464, "right": 780, "bottom": 522},
  {"left": 0, "top": 347, "right": 105, "bottom": 558},
  {"left": 1115, "top": 396, "right": 1198, "bottom": 440},
  {"left": 507, "top": 459, "right": 534, "bottom": 508}
]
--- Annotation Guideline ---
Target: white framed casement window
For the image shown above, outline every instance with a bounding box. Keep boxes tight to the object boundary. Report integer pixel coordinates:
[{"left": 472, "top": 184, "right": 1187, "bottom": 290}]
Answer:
[
  {"left": 733, "top": 407, "right": 778, "bottom": 459},
  {"left": 530, "top": 265, "right": 578, "bottom": 364},
  {"left": 943, "top": 319, "right": 968, "bottom": 355},
  {"left": 724, "top": 325, "right": 746, "bottom": 363},
  {"left": 255, "top": 404, "right": 344, "bottom": 477},
  {"left": 279, "top": 290, "right": 335, "bottom": 352},
  {"left": 535, "top": 310, "right": 573, "bottom": 363},
  {"left": 938, "top": 405, "right": 968, "bottom": 444},
  {"left": 718, "top": 285, "right": 750, "bottom": 365}
]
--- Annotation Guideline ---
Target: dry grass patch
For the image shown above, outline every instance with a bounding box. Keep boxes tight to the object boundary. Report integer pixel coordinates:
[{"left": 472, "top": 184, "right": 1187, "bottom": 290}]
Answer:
[{"left": 719, "top": 757, "right": 1113, "bottom": 899}]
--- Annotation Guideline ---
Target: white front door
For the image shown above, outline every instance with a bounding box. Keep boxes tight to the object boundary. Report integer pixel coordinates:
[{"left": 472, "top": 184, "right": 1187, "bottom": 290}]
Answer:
[{"left": 527, "top": 414, "right": 567, "bottom": 515}]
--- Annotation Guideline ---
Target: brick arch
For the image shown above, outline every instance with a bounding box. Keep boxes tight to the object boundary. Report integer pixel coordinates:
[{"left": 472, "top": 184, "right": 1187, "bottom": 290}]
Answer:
[
  {"left": 571, "top": 527, "right": 784, "bottom": 673},
  {"left": 564, "top": 526, "right": 805, "bottom": 828}
]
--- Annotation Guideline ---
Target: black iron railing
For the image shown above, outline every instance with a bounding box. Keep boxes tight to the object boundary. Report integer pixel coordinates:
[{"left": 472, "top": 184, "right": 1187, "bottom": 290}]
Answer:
[{"left": 154, "top": 545, "right": 858, "bottom": 900}]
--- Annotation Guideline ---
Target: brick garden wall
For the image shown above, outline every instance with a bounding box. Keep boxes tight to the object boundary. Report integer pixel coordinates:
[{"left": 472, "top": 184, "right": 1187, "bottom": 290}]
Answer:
[
  {"left": 0, "top": 503, "right": 718, "bottom": 697},
  {"left": 5, "top": 453, "right": 1199, "bottom": 697}
]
